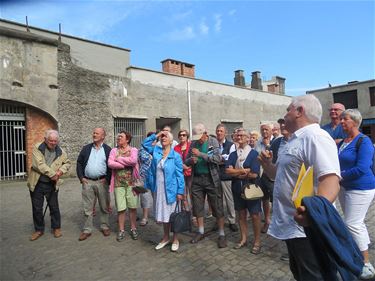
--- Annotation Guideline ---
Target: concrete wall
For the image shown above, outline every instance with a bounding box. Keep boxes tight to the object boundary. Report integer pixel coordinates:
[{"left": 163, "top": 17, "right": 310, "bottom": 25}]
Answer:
[
  {"left": 0, "top": 29, "right": 59, "bottom": 120},
  {"left": 307, "top": 80, "right": 375, "bottom": 124},
  {"left": 0, "top": 19, "right": 130, "bottom": 77},
  {"left": 126, "top": 67, "right": 291, "bottom": 132}
]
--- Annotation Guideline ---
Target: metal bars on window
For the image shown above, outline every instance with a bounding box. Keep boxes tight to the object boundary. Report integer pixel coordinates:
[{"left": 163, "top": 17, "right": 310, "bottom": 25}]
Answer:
[
  {"left": 0, "top": 103, "right": 26, "bottom": 181},
  {"left": 114, "top": 118, "right": 146, "bottom": 149}
]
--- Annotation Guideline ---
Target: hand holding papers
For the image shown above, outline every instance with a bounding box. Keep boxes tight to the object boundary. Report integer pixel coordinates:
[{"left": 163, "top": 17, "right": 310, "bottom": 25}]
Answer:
[{"left": 292, "top": 163, "right": 314, "bottom": 208}]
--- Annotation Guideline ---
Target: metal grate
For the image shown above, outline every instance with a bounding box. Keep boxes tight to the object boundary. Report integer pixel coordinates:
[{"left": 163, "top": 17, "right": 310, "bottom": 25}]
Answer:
[
  {"left": 114, "top": 118, "right": 146, "bottom": 149},
  {"left": 0, "top": 121, "right": 26, "bottom": 181},
  {"left": 0, "top": 103, "right": 26, "bottom": 181}
]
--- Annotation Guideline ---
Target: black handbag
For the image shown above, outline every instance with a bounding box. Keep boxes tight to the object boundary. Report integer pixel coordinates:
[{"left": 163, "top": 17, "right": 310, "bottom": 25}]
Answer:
[{"left": 169, "top": 200, "right": 192, "bottom": 233}]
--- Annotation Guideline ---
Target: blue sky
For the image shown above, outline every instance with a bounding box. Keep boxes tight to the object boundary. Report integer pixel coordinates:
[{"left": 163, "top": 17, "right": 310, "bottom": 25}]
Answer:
[{"left": 1, "top": 0, "right": 374, "bottom": 96}]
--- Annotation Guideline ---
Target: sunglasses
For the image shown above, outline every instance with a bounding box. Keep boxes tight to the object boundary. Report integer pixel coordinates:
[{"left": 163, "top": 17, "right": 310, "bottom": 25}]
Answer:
[{"left": 178, "top": 133, "right": 187, "bottom": 137}]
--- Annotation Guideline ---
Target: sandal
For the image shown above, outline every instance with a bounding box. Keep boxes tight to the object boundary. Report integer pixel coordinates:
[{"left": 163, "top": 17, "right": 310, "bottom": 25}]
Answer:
[
  {"left": 251, "top": 244, "right": 262, "bottom": 255},
  {"left": 233, "top": 241, "right": 248, "bottom": 249},
  {"left": 140, "top": 218, "right": 148, "bottom": 226}
]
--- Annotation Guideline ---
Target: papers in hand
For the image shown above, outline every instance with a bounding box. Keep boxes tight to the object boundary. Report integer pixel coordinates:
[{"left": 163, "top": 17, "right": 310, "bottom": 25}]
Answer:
[{"left": 292, "top": 163, "right": 314, "bottom": 208}]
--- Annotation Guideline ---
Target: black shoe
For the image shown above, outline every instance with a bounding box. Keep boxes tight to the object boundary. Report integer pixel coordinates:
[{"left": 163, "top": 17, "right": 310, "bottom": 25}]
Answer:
[
  {"left": 218, "top": 235, "right": 227, "bottom": 248},
  {"left": 229, "top": 223, "right": 238, "bottom": 232}
]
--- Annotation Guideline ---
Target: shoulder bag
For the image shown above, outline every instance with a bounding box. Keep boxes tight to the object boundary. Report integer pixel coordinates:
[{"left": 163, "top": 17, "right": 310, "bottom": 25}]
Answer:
[{"left": 169, "top": 200, "right": 192, "bottom": 233}]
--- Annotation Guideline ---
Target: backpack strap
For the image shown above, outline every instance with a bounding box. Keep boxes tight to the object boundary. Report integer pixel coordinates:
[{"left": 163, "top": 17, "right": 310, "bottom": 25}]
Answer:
[{"left": 355, "top": 135, "right": 365, "bottom": 151}]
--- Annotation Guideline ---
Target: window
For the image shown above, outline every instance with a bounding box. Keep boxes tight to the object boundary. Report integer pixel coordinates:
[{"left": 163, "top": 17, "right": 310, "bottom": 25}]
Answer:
[
  {"left": 333, "top": 90, "right": 358, "bottom": 108},
  {"left": 221, "top": 121, "right": 243, "bottom": 140},
  {"left": 113, "top": 118, "right": 145, "bottom": 148},
  {"left": 370, "top": 86, "right": 375, "bottom": 106}
]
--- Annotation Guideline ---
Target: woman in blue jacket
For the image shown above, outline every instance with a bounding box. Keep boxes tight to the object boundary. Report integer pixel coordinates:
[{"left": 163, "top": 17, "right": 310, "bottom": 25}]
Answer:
[
  {"left": 142, "top": 131, "right": 185, "bottom": 252},
  {"left": 338, "top": 109, "right": 375, "bottom": 280}
]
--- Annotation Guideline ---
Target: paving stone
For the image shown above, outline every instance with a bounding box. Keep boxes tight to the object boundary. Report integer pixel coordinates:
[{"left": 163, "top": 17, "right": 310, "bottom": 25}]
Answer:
[{"left": 1, "top": 178, "right": 374, "bottom": 281}]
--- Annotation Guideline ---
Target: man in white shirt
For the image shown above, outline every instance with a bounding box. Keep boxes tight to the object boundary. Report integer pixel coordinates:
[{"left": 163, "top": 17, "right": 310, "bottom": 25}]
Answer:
[{"left": 258, "top": 95, "right": 341, "bottom": 281}]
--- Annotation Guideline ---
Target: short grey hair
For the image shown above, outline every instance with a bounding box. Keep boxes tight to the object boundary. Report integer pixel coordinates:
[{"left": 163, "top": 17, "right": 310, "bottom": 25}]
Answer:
[
  {"left": 45, "top": 129, "right": 59, "bottom": 140},
  {"left": 341, "top": 109, "right": 362, "bottom": 127},
  {"left": 291, "top": 95, "right": 322, "bottom": 123},
  {"left": 237, "top": 128, "right": 249, "bottom": 137}
]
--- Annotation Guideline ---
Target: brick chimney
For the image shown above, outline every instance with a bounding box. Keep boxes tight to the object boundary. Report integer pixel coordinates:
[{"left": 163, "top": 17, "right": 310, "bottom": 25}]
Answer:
[
  {"left": 267, "top": 83, "right": 279, "bottom": 93},
  {"left": 251, "top": 71, "right": 263, "bottom": 90},
  {"left": 161, "top": 59, "right": 195, "bottom": 78},
  {"left": 234, "top": 70, "right": 245, "bottom": 87}
]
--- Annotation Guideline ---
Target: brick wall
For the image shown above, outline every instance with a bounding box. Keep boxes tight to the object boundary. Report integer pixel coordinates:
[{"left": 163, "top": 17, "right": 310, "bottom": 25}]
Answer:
[{"left": 25, "top": 107, "right": 57, "bottom": 172}]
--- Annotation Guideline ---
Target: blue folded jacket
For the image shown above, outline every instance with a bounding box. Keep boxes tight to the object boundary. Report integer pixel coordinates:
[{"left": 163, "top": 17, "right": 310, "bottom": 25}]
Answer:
[{"left": 302, "top": 196, "right": 364, "bottom": 281}]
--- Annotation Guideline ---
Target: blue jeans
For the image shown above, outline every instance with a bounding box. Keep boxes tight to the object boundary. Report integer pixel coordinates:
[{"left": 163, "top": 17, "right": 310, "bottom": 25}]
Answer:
[{"left": 30, "top": 180, "right": 60, "bottom": 232}]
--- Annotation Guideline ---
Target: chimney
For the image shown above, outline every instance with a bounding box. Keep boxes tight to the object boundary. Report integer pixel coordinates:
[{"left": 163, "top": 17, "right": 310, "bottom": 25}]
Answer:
[
  {"left": 251, "top": 71, "right": 263, "bottom": 90},
  {"left": 267, "top": 83, "right": 279, "bottom": 93},
  {"left": 234, "top": 70, "right": 245, "bottom": 86},
  {"left": 275, "top": 76, "right": 286, "bottom": 95},
  {"left": 161, "top": 59, "right": 195, "bottom": 78}
]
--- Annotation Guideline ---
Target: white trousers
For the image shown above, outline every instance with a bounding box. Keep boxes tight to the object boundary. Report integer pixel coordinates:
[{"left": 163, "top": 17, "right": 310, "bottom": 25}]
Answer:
[{"left": 338, "top": 188, "right": 375, "bottom": 251}]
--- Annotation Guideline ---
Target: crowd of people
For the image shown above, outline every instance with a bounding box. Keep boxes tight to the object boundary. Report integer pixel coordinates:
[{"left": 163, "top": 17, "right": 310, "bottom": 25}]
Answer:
[{"left": 26, "top": 95, "right": 375, "bottom": 280}]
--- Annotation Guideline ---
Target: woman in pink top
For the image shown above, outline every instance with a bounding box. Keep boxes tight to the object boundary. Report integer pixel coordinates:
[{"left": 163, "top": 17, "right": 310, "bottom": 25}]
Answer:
[{"left": 108, "top": 131, "right": 139, "bottom": 242}]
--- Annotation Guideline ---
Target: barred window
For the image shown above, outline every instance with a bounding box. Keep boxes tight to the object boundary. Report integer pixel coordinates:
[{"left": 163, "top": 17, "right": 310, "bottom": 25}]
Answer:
[{"left": 113, "top": 118, "right": 146, "bottom": 148}]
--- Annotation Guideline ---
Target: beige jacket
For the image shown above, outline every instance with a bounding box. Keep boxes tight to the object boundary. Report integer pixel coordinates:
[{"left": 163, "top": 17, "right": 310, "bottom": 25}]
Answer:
[{"left": 27, "top": 142, "right": 71, "bottom": 192}]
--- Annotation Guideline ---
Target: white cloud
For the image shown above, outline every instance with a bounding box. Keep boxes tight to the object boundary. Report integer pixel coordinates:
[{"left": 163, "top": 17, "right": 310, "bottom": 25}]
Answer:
[
  {"left": 170, "top": 10, "right": 193, "bottom": 21},
  {"left": 199, "top": 19, "right": 209, "bottom": 35},
  {"left": 214, "top": 14, "right": 222, "bottom": 32},
  {"left": 165, "top": 26, "right": 196, "bottom": 41}
]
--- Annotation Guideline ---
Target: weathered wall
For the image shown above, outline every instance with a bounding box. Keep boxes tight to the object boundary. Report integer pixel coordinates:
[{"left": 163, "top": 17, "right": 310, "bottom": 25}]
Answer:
[
  {"left": 308, "top": 80, "right": 375, "bottom": 124},
  {"left": 125, "top": 67, "right": 291, "bottom": 133},
  {"left": 0, "top": 29, "right": 59, "bottom": 120},
  {"left": 57, "top": 43, "right": 114, "bottom": 169},
  {"left": 0, "top": 19, "right": 130, "bottom": 77}
]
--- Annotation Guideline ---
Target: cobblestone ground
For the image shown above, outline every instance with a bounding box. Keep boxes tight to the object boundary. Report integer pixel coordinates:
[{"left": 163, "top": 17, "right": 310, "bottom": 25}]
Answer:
[{"left": 1, "top": 178, "right": 374, "bottom": 281}]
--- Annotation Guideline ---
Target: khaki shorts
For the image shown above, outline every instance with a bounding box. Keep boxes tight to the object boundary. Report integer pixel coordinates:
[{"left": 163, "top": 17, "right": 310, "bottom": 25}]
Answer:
[
  {"left": 114, "top": 185, "right": 139, "bottom": 212},
  {"left": 191, "top": 174, "right": 224, "bottom": 218}
]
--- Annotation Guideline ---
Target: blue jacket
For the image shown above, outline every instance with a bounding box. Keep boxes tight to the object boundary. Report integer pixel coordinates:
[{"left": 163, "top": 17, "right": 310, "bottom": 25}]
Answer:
[
  {"left": 303, "top": 196, "right": 364, "bottom": 281},
  {"left": 338, "top": 133, "right": 375, "bottom": 190},
  {"left": 142, "top": 134, "right": 185, "bottom": 204}
]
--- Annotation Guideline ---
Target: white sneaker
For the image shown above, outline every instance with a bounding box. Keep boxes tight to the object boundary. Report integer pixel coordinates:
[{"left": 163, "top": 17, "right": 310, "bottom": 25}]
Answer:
[
  {"left": 360, "top": 262, "right": 375, "bottom": 280},
  {"left": 171, "top": 241, "right": 179, "bottom": 252},
  {"left": 155, "top": 240, "right": 170, "bottom": 250}
]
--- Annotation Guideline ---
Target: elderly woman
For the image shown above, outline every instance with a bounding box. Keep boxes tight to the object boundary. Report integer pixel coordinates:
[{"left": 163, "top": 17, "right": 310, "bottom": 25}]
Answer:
[
  {"left": 174, "top": 130, "right": 193, "bottom": 212},
  {"left": 249, "top": 131, "right": 260, "bottom": 148},
  {"left": 338, "top": 109, "right": 375, "bottom": 280},
  {"left": 142, "top": 130, "right": 185, "bottom": 252},
  {"left": 225, "top": 128, "right": 262, "bottom": 254},
  {"left": 108, "top": 131, "right": 139, "bottom": 242}
]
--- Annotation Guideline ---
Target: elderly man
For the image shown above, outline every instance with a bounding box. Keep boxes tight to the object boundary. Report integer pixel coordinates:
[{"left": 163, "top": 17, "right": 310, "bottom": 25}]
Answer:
[
  {"left": 186, "top": 123, "right": 227, "bottom": 248},
  {"left": 27, "top": 129, "right": 71, "bottom": 241},
  {"left": 76, "top": 128, "right": 112, "bottom": 241},
  {"left": 321, "top": 103, "right": 347, "bottom": 144},
  {"left": 259, "top": 95, "right": 341, "bottom": 280},
  {"left": 215, "top": 123, "right": 237, "bottom": 232},
  {"left": 254, "top": 122, "right": 274, "bottom": 233}
]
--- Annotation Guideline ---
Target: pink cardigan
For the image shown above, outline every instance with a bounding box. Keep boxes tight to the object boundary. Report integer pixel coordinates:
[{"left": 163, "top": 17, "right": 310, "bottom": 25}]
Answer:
[{"left": 107, "top": 146, "right": 139, "bottom": 193}]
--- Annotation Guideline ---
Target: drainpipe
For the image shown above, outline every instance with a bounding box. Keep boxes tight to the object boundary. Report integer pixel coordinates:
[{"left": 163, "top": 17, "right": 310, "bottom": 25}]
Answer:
[{"left": 187, "top": 81, "right": 192, "bottom": 137}]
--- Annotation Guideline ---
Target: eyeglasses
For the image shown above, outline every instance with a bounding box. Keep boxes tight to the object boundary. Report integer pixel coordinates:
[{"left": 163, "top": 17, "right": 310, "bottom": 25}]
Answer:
[{"left": 178, "top": 133, "right": 187, "bottom": 137}]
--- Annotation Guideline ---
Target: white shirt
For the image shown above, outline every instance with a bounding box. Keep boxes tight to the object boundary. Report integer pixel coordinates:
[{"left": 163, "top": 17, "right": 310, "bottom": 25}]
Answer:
[{"left": 268, "top": 124, "right": 341, "bottom": 240}]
